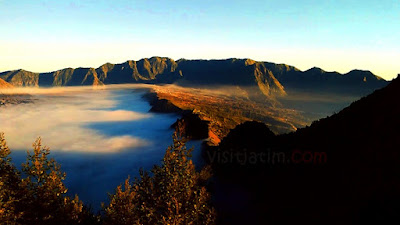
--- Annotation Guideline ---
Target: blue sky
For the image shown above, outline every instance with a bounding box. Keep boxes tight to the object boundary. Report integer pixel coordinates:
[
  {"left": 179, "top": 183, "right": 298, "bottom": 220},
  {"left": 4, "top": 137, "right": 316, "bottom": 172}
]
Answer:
[{"left": 0, "top": 0, "right": 399, "bottom": 80}]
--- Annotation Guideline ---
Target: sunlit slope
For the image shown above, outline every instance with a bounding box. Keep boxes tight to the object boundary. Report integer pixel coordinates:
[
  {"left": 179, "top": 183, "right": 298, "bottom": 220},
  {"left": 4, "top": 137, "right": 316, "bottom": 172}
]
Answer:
[
  {"left": 0, "top": 69, "right": 103, "bottom": 87},
  {"left": 0, "top": 77, "right": 13, "bottom": 88}
]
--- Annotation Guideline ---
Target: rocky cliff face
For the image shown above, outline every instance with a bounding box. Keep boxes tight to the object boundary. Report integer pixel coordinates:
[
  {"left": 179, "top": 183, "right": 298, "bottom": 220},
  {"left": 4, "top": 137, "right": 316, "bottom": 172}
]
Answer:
[
  {"left": 95, "top": 57, "right": 181, "bottom": 84},
  {"left": 175, "top": 58, "right": 287, "bottom": 100},
  {"left": 39, "top": 68, "right": 104, "bottom": 86},
  {"left": 0, "top": 70, "right": 38, "bottom": 87},
  {"left": 0, "top": 68, "right": 103, "bottom": 87}
]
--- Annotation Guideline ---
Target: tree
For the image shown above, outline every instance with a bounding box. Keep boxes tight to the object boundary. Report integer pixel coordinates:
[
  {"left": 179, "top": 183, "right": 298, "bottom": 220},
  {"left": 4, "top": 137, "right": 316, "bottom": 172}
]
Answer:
[
  {"left": 1, "top": 125, "right": 216, "bottom": 224},
  {"left": 19, "top": 137, "right": 90, "bottom": 225},
  {"left": 0, "top": 133, "right": 23, "bottom": 224},
  {"left": 104, "top": 123, "right": 216, "bottom": 225},
  {"left": 0, "top": 134, "right": 95, "bottom": 225}
]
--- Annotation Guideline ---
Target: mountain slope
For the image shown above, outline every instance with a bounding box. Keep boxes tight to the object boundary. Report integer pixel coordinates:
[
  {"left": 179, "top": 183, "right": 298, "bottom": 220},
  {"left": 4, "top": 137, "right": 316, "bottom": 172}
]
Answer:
[
  {"left": 39, "top": 68, "right": 104, "bottom": 86},
  {"left": 96, "top": 57, "right": 181, "bottom": 84},
  {"left": 0, "top": 68, "right": 104, "bottom": 87},
  {"left": 0, "top": 77, "right": 13, "bottom": 88},
  {"left": 211, "top": 74, "right": 400, "bottom": 224},
  {"left": 287, "top": 73, "right": 400, "bottom": 156},
  {"left": 175, "top": 58, "right": 286, "bottom": 98},
  {"left": 0, "top": 70, "right": 39, "bottom": 87},
  {"left": 277, "top": 74, "right": 400, "bottom": 224}
]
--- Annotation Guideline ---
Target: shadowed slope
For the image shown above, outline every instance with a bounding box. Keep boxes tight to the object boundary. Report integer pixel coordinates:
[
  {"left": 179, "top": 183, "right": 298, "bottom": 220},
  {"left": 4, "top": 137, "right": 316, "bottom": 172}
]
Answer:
[
  {"left": 210, "top": 75, "right": 400, "bottom": 224},
  {"left": 176, "top": 58, "right": 286, "bottom": 97}
]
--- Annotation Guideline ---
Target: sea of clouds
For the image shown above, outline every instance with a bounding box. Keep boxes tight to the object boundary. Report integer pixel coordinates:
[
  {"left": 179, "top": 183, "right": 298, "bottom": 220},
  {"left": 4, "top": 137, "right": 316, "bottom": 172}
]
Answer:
[{"left": 0, "top": 85, "right": 153, "bottom": 153}]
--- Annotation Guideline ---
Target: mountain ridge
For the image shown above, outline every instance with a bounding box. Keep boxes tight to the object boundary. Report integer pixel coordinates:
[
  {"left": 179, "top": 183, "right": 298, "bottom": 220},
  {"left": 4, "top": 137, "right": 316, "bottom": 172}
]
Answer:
[
  {"left": 0, "top": 57, "right": 389, "bottom": 82},
  {"left": 0, "top": 57, "right": 389, "bottom": 98}
]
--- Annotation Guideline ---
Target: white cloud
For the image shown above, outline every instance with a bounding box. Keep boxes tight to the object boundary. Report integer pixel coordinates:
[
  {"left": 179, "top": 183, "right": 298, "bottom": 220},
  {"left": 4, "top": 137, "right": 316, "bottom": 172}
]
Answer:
[{"left": 0, "top": 86, "right": 151, "bottom": 153}]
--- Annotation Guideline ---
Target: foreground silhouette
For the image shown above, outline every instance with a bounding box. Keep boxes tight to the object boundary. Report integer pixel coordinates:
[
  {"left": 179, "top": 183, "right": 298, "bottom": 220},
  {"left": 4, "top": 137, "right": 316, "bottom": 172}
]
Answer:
[{"left": 206, "top": 75, "right": 400, "bottom": 224}]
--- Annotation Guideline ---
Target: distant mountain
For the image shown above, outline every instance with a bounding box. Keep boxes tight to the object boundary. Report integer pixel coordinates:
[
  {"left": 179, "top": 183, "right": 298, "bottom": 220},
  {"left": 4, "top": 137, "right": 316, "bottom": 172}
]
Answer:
[
  {"left": 0, "top": 57, "right": 180, "bottom": 87},
  {"left": 96, "top": 57, "right": 180, "bottom": 84},
  {"left": 0, "top": 57, "right": 389, "bottom": 97},
  {"left": 283, "top": 74, "right": 400, "bottom": 178},
  {"left": 174, "top": 58, "right": 286, "bottom": 99},
  {"left": 0, "top": 77, "right": 13, "bottom": 88},
  {"left": 285, "top": 73, "right": 400, "bottom": 154},
  {"left": 40, "top": 68, "right": 104, "bottom": 86},
  {"left": 270, "top": 65, "right": 388, "bottom": 95},
  {"left": 0, "top": 68, "right": 103, "bottom": 87},
  {"left": 0, "top": 70, "right": 38, "bottom": 87}
]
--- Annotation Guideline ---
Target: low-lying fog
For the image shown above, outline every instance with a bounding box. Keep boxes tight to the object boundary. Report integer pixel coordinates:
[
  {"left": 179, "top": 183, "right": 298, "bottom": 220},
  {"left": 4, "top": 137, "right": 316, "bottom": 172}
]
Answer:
[
  {"left": 1, "top": 87, "right": 151, "bottom": 152},
  {"left": 0, "top": 85, "right": 201, "bottom": 209},
  {"left": 277, "top": 89, "right": 362, "bottom": 123}
]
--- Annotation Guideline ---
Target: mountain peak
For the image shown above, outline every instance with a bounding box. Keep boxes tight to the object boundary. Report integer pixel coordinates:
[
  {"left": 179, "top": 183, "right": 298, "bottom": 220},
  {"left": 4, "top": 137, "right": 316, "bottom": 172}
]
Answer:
[
  {"left": 306, "top": 67, "right": 325, "bottom": 73},
  {"left": 346, "top": 69, "right": 384, "bottom": 81},
  {"left": 244, "top": 58, "right": 256, "bottom": 66},
  {"left": 347, "top": 69, "right": 373, "bottom": 75}
]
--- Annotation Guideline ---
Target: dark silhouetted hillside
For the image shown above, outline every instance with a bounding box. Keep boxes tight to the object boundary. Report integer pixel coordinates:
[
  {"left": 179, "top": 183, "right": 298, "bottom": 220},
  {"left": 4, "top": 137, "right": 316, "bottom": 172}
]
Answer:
[
  {"left": 218, "top": 121, "right": 275, "bottom": 154},
  {"left": 209, "top": 75, "right": 400, "bottom": 225},
  {"left": 285, "top": 73, "right": 400, "bottom": 159}
]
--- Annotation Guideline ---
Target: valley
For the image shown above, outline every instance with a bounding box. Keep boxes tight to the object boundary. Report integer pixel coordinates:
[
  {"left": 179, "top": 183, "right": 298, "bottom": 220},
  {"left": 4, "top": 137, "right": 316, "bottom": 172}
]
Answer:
[
  {"left": 0, "top": 94, "right": 33, "bottom": 107},
  {"left": 146, "top": 84, "right": 304, "bottom": 145}
]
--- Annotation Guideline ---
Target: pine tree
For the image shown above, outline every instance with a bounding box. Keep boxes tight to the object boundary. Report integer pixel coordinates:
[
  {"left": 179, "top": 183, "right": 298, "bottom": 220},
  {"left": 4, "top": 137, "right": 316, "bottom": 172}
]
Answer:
[
  {"left": 19, "top": 137, "right": 87, "bottom": 225},
  {"left": 0, "top": 133, "right": 23, "bottom": 224},
  {"left": 1, "top": 134, "right": 96, "bottom": 225},
  {"left": 104, "top": 123, "right": 216, "bottom": 225}
]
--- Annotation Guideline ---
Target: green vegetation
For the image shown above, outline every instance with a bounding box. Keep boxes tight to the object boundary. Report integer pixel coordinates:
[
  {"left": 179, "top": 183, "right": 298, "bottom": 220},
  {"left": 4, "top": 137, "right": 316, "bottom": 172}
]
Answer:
[{"left": 0, "top": 125, "right": 215, "bottom": 224}]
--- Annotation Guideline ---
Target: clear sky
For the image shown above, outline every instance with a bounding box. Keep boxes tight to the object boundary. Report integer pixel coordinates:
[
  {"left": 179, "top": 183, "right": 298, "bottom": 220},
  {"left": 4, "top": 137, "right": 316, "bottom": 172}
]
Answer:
[{"left": 0, "top": 0, "right": 399, "bottom": 80}]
